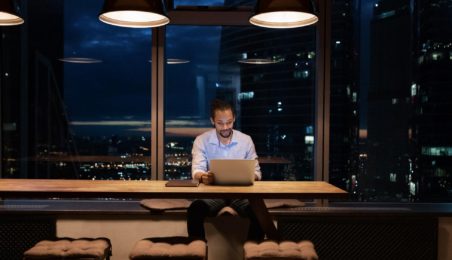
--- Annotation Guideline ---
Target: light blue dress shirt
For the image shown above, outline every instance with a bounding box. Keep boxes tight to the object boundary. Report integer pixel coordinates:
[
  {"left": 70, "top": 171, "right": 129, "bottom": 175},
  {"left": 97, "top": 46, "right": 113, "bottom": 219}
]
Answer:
[{"left": 191, "top": 129, "right": 262, "bottom": 180}]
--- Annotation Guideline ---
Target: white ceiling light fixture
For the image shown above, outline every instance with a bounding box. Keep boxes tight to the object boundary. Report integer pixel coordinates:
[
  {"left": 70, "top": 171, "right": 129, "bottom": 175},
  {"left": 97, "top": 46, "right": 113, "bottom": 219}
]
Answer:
[
  {"left": 58, "top": 57, "right": 103, "bottom": 64},
  {"left": 99, "top": 0, "right": 169, "bottom": 28},
  {"left": 238, "top": 58, "right": 280, "bottom": 65},
  {"left": 249, "top": 0, "right": 318, "bottom": 29},
  {"left": 0, "top": 0, "right": 24, "bottom": 26},
  {"left": 166, "top": 58, "right": 190, "bottom": 64}
]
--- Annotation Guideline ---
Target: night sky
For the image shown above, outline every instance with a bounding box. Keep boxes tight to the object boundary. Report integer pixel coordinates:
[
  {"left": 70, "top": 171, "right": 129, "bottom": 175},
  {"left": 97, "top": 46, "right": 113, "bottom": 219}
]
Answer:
[
  {"left": 63, "top": 0, "right": 226, "bottom": 136},
  {"left": 60, "top": 0, "right": 332, "bottom": 137}
]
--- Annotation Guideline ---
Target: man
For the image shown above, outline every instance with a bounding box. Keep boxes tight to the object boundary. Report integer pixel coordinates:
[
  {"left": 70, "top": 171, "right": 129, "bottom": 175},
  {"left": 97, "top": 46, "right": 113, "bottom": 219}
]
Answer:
[{"left": 187, "top": 99, "right": 264, "bottom": 241}]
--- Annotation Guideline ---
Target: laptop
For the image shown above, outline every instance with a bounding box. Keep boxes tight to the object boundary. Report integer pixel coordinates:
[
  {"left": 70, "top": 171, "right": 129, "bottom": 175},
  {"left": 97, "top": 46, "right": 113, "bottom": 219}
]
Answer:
[{"left": 209, "top": 159, "right": 257, "bottom": 186}]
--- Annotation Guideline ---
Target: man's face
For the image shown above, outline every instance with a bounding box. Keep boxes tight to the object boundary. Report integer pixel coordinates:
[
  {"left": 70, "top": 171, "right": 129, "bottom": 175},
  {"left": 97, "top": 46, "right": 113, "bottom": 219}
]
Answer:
[{"left": 211, "top": 109, "right": 235, "bottom": 139}]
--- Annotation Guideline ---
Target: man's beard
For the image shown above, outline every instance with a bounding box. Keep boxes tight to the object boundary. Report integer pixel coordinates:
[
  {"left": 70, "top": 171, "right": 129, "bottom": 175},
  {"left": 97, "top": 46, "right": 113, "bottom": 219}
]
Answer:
[{"left": 219, "top": 128, "right": 233, "bottom": 138}]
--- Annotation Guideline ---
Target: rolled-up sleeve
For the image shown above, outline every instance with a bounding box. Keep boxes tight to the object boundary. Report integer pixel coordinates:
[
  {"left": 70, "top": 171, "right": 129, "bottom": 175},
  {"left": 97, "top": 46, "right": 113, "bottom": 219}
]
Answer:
[
  {"left": 246, "top": 137, "right": 262, "bottom": 181},
  {"left": 191, "top": 136, "right": 208, "bottom": 178}
]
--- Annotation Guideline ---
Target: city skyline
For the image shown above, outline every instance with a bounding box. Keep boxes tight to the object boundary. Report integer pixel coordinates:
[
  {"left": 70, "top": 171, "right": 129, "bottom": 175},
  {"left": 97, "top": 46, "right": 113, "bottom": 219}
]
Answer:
[{"left": 1, "top": 0, "right": 452, "bottom": 202}]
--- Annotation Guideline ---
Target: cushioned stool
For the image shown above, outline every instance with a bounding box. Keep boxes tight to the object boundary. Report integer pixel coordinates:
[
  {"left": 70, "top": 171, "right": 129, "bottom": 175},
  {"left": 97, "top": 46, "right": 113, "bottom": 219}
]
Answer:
[
  {"left": 244, "top": 240, "right": 318, "bottom": 260},
  {"left": 23, "top": 237, "right": 112, "bottom": 260},
  {"left": 129, "top": 236, "right": 207, "bottom": 260}
]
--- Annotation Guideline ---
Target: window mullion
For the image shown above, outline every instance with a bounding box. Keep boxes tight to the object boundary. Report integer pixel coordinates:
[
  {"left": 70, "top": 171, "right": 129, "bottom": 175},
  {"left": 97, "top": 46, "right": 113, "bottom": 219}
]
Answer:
[{"left": 151, "top": 27, "right": 166, "bottom": 180}]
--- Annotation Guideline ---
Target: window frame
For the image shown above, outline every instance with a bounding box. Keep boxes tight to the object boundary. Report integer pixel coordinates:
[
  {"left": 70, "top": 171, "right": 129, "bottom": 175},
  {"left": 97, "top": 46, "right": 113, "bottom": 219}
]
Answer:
[
  {"left": 149, "top": 0, "right": 331, "bottom": 184},
  {"left": 0, "top": 0, "right": 331, "bottom": 185}
]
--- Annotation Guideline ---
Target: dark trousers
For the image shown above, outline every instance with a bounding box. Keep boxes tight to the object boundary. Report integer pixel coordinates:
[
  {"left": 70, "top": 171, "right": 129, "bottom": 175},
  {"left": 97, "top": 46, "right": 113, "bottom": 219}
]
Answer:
[{"left": 187, "top": 199, "right": 265, "bottom": 241}]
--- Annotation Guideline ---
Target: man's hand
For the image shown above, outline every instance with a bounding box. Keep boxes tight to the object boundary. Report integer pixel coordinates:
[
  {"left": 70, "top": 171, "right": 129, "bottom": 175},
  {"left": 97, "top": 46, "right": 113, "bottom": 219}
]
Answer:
[
  {"left": 195, "top": 171, "right": 214, "bottom": 185},
  {"left": 201, "top": 171, "right": 214, "bottom": 185}
]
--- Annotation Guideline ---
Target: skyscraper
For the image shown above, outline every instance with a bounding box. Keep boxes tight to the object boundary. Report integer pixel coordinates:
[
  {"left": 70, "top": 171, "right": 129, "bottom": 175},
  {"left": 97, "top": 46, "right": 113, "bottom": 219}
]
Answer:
[
  {"left": 329, "top": 0, "right": 359, "bottom": 196},
  {"left": 218, "top": 24, "right": 317, "bottom": 180},
  {"left": 414, "top": 0, "right": 452, "bottom": 201},
  {"left": 367, "top": 0, "right": 414, "bottom": 200}
]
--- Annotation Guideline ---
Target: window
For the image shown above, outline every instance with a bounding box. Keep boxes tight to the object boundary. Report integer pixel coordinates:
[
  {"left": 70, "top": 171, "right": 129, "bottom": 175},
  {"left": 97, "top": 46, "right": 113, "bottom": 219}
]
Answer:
[
  {"left": 3, "top": 0, "right": 452, "bottom": 204},
  {"left": 164, "top": 25, "right": 317, "bottom": 181},
  {"left": 329, "top": 0, "right": 452, "bottom": 202},
  {"left": 0, "top": 0, "right": 152, "bottom": 180}
]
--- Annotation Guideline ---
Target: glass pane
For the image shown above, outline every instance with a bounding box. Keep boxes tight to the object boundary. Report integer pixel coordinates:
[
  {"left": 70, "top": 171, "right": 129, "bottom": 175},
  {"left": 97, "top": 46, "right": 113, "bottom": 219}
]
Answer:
[
  {"left": 330, "top": 0, "right": 452, "bottom": 202},
  {"left": 1, "top": 0, "right": 152, "bottom": 180},
  {"left": 164, "top": 25, "right": 316, "bottom": 181}
]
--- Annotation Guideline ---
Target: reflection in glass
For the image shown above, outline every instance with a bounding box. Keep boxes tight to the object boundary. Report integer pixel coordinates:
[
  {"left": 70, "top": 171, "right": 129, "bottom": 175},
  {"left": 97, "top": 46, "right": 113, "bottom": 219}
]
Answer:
[
  {"left": 0, "top": 0, "right": 152, "bottom": 180},
  {"left": 164, "top": 25, "right": 316, "bottom": 181}
]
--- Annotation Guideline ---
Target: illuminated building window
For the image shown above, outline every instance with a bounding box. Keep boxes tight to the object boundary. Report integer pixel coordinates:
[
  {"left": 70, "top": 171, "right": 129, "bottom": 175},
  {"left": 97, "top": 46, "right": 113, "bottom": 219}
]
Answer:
[
  {"left": 294, "top": 70, "right": 310, "bottom": 79},
  {"left": 432, "top": 52, "right": 442, "bottom": 60},
  {"left": 411, "top": 83, "right": 417, "bottom": 97},
  {"left": 422, "top": 147, "right": 452, "bottom": 156},
  {"left": 409, "top": 182, "right": 416, "bottom": 196},
  {"left": 238, "top": 91, "right": 254, "bottom": 101},
  {"left": 352, "top": 92, "right": 357, "bottom": 102},
  {"left": 305, "top": 135, "right": 314, "bottom": 145},
  {"left": 389, "top": 173, "right": 397, "bottom": 183}
]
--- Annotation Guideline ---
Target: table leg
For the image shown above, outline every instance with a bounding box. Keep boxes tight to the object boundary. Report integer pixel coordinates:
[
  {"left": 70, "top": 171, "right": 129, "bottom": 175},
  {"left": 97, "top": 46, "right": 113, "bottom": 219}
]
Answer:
[{"left": 248, "top": 198, "right": 281, "bottom": 241}]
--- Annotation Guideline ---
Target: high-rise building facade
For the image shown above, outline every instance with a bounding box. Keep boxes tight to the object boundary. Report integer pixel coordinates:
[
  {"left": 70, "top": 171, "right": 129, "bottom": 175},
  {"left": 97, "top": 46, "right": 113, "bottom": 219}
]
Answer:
[
  {"left": 414, "top": 0, "right": 452, "bottom": 201},
  {"left": 218, "top": 25, "right": 317, "bottom": 181}
]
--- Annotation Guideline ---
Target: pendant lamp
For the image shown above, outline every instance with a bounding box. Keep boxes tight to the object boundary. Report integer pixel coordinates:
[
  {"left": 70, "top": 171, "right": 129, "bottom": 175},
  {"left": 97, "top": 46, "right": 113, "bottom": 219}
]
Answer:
[
  {"left": 99, "top": 0, "right": 169, "bottom": 28},
  {"left": 0, "top": 0, "right": 24, "bottom": 26},
  {"left": 249, "top": 0, "right": 318, "bottom": 29}
]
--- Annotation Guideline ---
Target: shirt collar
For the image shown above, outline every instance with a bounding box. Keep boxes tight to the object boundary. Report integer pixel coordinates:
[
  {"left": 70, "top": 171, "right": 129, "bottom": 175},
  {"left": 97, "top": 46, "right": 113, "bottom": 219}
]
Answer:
[{"left": 207, "top": 129, "right": 238, "bottom": 146}]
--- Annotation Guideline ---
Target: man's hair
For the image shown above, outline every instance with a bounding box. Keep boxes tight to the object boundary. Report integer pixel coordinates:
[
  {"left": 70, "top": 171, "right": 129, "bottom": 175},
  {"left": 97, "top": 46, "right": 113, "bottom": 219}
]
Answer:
[{"left": 210, "top": 99, "right": 235, "bottom": 119}]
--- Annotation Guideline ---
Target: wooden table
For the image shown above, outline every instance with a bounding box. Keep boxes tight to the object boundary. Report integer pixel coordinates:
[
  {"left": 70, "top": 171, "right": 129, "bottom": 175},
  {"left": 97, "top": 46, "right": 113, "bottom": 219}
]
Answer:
[{"left": 0, "top": 179, "right": 347, "bottom": 240}]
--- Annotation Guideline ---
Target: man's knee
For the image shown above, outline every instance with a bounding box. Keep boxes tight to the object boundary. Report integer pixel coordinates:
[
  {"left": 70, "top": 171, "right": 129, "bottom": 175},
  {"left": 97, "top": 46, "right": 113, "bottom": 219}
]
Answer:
[{"left": 188, "top": 200, "right": 209, "bottom": 216}]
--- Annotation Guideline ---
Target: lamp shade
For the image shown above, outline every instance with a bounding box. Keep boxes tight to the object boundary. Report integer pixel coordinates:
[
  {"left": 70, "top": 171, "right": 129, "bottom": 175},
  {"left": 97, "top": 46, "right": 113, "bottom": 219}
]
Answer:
[
  {"left": 249, "top": 0, "right": 318, "bottom": 29},
  {"left": 0, "top": 0, "right": 24, "bottom": 26},
  {"left": 99, "top": 0, "right": 169, "bottom": 28}
]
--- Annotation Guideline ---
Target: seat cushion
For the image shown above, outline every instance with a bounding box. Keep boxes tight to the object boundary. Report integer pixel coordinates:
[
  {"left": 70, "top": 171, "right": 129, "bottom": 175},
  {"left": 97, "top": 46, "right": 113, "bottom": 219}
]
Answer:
[
  {"left": 23, "top": 237, "right": 111, "bottom": 260},
  {"left": 244, "top": 240, "right": 318, "bottom": 260},
  {"left": 140, "top": 199, "right": 192, "bottom": 213},
  {"left": 129, "top": 236, "right": 206, "bottom": 260}
]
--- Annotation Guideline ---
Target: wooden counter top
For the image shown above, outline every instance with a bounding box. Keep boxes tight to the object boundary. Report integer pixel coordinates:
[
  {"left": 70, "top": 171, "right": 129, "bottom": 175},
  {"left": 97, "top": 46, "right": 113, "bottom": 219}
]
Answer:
[{"left": 0, "top": 179, "right": 347, "bottom": 199}]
